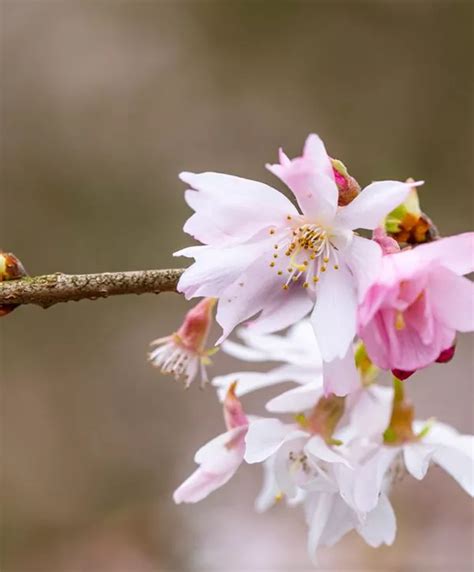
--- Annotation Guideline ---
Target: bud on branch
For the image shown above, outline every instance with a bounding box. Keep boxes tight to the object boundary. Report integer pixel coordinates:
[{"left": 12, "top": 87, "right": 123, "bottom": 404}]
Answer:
[{"left": 0, "top": 268, "right": 184, "bottom": 310}]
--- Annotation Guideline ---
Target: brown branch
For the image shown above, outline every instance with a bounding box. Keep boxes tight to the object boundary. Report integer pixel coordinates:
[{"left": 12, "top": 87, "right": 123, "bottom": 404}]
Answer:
[{"left": 0, "top": 269, "right": 184, "bottom": 309}]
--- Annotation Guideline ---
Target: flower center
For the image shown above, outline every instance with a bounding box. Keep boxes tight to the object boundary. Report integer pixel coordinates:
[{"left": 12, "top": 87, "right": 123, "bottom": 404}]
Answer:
[{"left": 268, "top": 221, "right": 340, "bottom": 290}]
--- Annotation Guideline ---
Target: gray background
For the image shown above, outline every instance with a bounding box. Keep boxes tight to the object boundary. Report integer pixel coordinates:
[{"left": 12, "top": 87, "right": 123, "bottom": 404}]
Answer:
[{"left": 1, "top": 1, "right": 473, "bottom": 570}]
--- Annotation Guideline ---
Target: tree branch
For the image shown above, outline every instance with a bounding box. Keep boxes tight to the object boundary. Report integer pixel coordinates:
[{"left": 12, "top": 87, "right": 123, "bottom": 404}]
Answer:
[{"left": 0, "top": 269, "right": 184, "bottom": 309}]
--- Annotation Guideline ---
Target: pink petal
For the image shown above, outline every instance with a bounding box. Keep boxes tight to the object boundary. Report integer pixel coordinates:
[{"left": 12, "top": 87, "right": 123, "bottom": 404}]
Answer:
[
  {"left": 428, "top": 267, "right": 474, "bottom": 332},
  {"left": 413, "top": 232, "right": 474, "bottom": 276},
  {"left": 266, "top": 134, "right": 338, "bottom": 223},
  {"left": 335, "top": 180, "right": 414, "bottom": 230}
]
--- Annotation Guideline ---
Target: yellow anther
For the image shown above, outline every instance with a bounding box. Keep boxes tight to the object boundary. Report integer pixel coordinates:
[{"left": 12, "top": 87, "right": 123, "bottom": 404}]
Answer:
[
  {"left": 303, "top": 282, "right": 309, "bottom": 288},
  {"left": 287, "top": 215, "right": 292, "bottom": 220},
  {"left": 269, "top": 262, "right": 275, "bottom": 267},
  {"left": 269, "top": 229, "right": 275, "bottom": 235},
  {"left": 273, "top": 253, "right": 278, "bottom": 258},
  {"left": 323, "top": 257, "right": 329, "bottom": 263},
  {"left": 321, "top": 266, "right": 327, "bottom": 272},
  {"left": 334, "top": 264, "right": 339, "bottom": 270},
  {"left": 277, "top": 271, "right": 283, "bottom": 276},
  {"left": 282, "top": 284, "right": 289, "bottom": 290},
  {"left": 274, "top": 244, "right": 279, "bottom": 249},
  {"left": 313, "top": 276, "right": 319, "bottom": 283}
]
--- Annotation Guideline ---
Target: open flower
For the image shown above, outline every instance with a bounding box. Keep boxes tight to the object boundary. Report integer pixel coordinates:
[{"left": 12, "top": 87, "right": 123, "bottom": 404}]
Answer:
[
  {"left": 358, "top": 233, "right": 474, "bottom": 374},
  {"left": 173, "top": 382, "right": 248, "bottom": 503},
  {"left": 149, "top": 297, "right": 216, "bottom": 387},
  {"left": 352, "top": 419, "right": 474, "bottom": 514},
  {"left": 176, "top": 134, "right": 416, "bottom": 361}
]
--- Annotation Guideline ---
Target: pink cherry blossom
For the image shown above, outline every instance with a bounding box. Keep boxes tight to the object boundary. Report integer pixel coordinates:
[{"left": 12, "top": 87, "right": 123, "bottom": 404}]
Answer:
[
  {"left": 173, "top": 382, "right": 248, "bottom": 503},
  {"left": 358, "top": 233, "right": 474, "bottom": 373},
  {"left": 149, "top": 297, "right": 216, "bottom": 387},
  {"left": 176, "top": 134, "right": 416, "bottom": 361}
]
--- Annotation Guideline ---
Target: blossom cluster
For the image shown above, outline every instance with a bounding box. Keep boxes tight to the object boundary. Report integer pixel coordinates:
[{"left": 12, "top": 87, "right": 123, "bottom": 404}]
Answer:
[{"left": 150, "top": 135, "right": 474, "bottom": 564}]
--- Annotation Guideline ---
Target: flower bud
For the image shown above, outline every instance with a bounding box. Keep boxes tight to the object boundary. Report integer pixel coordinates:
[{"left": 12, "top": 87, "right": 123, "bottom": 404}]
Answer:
[
  {"left": 0, "top": 251, "right": 28, "bottom": 317},
  {"left": 331, "top": 158, "right": 361, "bottom": 206},
  {"left": 436, "top": 344, "right": 456, "bottom": 364},
  {"left": 384, "top": 180, "right": 438, "bottom": 246},
  {"left": 223, "top": 381, "right": 248, "bottom": 431}
]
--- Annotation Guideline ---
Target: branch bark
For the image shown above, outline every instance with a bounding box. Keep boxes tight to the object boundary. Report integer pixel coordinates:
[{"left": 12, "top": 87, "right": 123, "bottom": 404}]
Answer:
[{"left": 0, "top": 269, "right": 184, "bottom": 309}]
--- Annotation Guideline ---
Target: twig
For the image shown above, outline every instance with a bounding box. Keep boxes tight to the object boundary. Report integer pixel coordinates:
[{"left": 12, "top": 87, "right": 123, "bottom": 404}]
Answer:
[{"left": 0, "top": 269, "right": 184, "bottom": 309}]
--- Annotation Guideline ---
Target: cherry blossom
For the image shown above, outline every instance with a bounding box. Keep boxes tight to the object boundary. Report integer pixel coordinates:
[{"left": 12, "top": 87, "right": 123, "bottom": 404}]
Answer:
[
  {"left": 149, "top": 297, "right": 216, "bottom": 387},
  {"left": 358, "top": 233, "right": 474, "bottom": 374},
  {"left": 173, "top": 382, "right": 248, "bottom": 503},
  {"left": 176, "top": 134, "right": 417, "bottom": 361}
]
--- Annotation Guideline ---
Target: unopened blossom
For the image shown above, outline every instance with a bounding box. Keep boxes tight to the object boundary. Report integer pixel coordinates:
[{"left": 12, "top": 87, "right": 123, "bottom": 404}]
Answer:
[
  {"left": 358, "top": 233, "right": 474, "bottom": 374},
  {"left": 173, "top": 382, "right": 248, "bottom": 503},
  {"left": 176, "top": 134, "right": 417, "bottom": 361},
  {"left": 149, "top": 297, "right": 216, "bottom": 387}
]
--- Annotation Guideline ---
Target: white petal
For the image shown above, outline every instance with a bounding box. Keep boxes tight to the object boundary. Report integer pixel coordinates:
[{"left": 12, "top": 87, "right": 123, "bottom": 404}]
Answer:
[
  {"left": 216, "top": 252, "right": 295, "bottom": 343},
  {"left": 323, "top": 347, "right": 360, "bottom": 397},
  {"left": 432, "top": 437, "right": 474, "bottom": 496},
  {"left": 244, "top": 418, "right": 295, "bottom": 464},
  {"left": 403, "top": 443, "right": 436, "bottom": 480},
  {"left": 175, "top": 239, "right": 269, "bottom": 299},
  {"left": 305, "top": 435, "right": 352, "bottom": 467},
  {"left": 319, "top": 495, "right": 356, "bottom": 547},
  {"left": 245, "top": 285, "right": 313, "bottom": 334},
  {"left": 212, "top": 364, "right": 317, "bottom": 401},
  {"left": 357, "top": 493, "right": 396, "bottom": 547},
  {"left": 348, "top": 385, "right": 394, "bottom": 438},
  {"left": 354, "top": 447, "right": 399, "bottom": 512},
  {"left": 180, "top": 171, "right": 298, "bottom": 246},
  {"left": 343, "top": 235, "right": 382, "bottom": 301},
  {"left": 254, "top": 457, "right": 280, "bottom": 513},
  {"left": 266, "top": 381, "right": 324, "bottom": 413},
  {"left": 307, "top": 492, "right": 335, "bottom": 564},
  {"left": 194, "top": 426, "right": 246, "bottom": 468},
  {"left": 335, "top": 180, "right": 414, "bottom": 231},
  {"left": 311, "top": 264, "right": 357, "bottom": 361}
]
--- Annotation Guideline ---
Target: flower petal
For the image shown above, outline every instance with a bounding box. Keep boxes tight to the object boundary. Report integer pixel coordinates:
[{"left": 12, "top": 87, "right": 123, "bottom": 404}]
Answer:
[
  {"left": 354, "top": 447, "right": 399, "bottom": 512},
  {"left": 343, "top": 235, "right": 382, "bottom": 301},
  {"left": 323, "top": 347, "right": 360, "bottom": 397},
  {"left": 244, "top": 418, "right": 296, "bottom": 464},
  {"left": 245, "top": 285, "right": 313, "bottom": 334},
  {"left": 175, "top": 239, "right": 270, "bottom": 299},
  {"left": 266, "top": 381, "right": 324, "bottom": 413},
  {"left": 428, "top": 268, "right": 474, "bottom": 332},
  {"left": 305, "top": 435, "right": 352, "bottom": 467},
  {"left": 180, "top": 171, "right": 298, "bottom": 246},
  {"left": 216, "top": 251, "right": 302, "bottom": 343},
  {"left": 357, "top": 493, "right": 396, "bottom": 547},
  {"left": 335, "top": 181, "right": 414, "bottom": 231},
  {"left": 266, "top": 134, "right": 338, "bottom": 223},
  {"left": 307, "top": 492, "right": 335, "bottom": 564},
  {"left": 212, "top": 364, "right": 316, "bottom": 401},
  {"left": 413, "top": 232, "right": 474, "bottom": 276},
  {"left": 403, "top": 443, "right": 436, "bottom": 480},
  {"left": 311, "top": 264, "right": 357, "bottom": 361}
]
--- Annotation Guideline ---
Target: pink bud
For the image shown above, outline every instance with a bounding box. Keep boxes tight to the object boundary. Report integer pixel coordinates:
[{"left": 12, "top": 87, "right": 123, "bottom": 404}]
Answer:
[
  {"left": 176, "top": 298, "right": 216, "bottom": 353},
  {"left": 223, "top": 382, "right": 248, "bottom": 431}
]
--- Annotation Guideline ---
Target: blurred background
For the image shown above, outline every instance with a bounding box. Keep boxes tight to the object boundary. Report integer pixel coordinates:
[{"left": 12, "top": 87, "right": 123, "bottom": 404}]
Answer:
[{"left": 1, "top": 1, "right": 473, "bottom": 570}]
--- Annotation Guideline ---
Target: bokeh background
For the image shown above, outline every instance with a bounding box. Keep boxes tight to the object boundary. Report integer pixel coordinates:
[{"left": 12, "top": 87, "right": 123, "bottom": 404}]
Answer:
[{"left": 1, "top": 1, "right": 473, "bottom": 570}]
